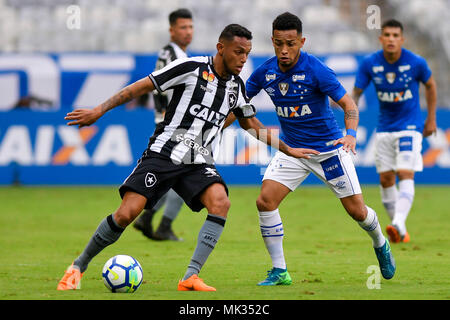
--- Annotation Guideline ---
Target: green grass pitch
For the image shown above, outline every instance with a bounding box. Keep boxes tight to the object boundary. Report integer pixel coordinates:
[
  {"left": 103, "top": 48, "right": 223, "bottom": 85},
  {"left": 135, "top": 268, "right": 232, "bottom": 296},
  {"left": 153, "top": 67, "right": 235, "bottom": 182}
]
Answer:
[{"left": 0, "top": 185, "right": 449, "bottom": 300}]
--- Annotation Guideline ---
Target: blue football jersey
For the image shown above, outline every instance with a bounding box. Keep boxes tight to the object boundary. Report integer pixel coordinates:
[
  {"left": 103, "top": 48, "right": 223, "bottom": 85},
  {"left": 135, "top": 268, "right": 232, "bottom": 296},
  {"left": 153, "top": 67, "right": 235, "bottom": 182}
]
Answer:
[
  {"left": 246, "top": 52, "right": 347, "bottom": 152},
  {"left": 354, "top": 48, "right": 432, "bottom": 133}
]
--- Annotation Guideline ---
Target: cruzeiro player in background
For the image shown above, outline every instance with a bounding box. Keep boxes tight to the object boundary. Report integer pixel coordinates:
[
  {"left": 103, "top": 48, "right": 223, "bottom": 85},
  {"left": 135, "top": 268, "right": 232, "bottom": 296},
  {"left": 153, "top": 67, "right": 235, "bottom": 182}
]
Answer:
[
  {"left": 246, "top": 12, "right": 396, "bottom": 285},
  {"left": 353, "top": 19, "right": 437, "bottom": 243},
  {"left": 134, "top": 8, "right": 193, "bottom": 241},
  {"left": 58, "top": 24, "right": 318, "bottom": 292}
]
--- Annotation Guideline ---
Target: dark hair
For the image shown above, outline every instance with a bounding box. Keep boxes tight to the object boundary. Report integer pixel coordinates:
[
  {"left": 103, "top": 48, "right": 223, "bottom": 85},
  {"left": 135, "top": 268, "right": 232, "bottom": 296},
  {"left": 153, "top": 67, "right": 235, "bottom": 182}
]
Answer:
[
  {"left": 272, "top": 12, "right": 302, "bottom": 34},
  {"left": 381, "top": 19, "right": 403, "bottom": 32},
  {"left": 219, "top": 24, "right": 252, "bottom": 42},
  {"left": 169, "top": 8, "right": 192, "bottom": 26}
]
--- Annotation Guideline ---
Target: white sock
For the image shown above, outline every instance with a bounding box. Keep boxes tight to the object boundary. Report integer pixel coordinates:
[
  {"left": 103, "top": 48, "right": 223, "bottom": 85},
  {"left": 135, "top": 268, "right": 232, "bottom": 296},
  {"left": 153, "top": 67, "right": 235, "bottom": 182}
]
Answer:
[
  {"left": 358, "top": 206, "right": 386, "bottom": 248},
  {"left": 259, "top": 209, "right": 286, "bottom": 269},
  {"left": 392, "top": 179, "right": 414, "bottom": 236},
  {"left": 380, "top": 185, "right": 397, "bottom": 221}
]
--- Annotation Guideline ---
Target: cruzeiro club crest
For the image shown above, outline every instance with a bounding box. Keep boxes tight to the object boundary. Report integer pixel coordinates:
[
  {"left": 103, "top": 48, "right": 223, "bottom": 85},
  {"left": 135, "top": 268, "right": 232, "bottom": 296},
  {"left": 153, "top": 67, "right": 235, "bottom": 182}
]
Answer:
[
  {"left": 228, "top": 92, "right": 237, "bottom": 109},
  {"left": 278, "top": 82, "right": 289, "bottom": 96},
  {"left": 385, "top": 72, "right": 396, "bottom": 84}
]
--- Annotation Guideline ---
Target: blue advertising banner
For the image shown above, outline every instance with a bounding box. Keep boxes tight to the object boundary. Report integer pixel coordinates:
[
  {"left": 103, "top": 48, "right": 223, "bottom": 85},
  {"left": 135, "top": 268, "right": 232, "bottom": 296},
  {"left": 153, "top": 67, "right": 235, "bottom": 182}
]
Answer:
[
  {"left": 0, "top": 53, "right": 449, "bottom": 185},
  {"left": 1, "top": 108, "right": 449, "bottom": 185}
]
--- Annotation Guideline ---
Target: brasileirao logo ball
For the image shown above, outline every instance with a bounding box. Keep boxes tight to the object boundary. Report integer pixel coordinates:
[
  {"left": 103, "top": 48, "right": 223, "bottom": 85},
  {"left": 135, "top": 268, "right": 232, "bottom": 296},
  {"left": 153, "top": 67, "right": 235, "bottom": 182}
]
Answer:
[{"left": 102, "top": 255, "right": 143, "bottom": 293}]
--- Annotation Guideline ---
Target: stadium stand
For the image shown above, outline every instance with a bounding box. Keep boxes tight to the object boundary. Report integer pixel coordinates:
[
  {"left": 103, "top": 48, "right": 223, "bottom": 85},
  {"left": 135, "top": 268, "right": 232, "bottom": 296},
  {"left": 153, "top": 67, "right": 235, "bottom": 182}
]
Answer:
[{"left": 0, "top": 0, "right": 448, "bottom": 106}]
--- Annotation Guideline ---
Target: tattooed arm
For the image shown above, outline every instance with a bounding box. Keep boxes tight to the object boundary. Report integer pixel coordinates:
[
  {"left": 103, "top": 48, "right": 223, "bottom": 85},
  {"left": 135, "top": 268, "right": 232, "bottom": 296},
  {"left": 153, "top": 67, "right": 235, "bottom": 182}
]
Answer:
[
  {"left": 65, "top": 77, "right": 155, "bottom": 128},
  {"left": 332, "top": 93, "right": 359, "bottom": 154}
]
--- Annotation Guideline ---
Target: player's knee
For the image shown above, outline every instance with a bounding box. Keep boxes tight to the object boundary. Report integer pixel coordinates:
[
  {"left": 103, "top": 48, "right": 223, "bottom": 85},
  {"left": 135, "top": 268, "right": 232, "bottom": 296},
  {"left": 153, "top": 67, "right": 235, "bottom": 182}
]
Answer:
[
  {"left": 397, "top": 170, "right": 414, "bottom": 181},
  {"left": 341, "top": 194, "right": 367, "bottom": 221},
  {"left": 208, "top": 197, "right": 230, "bottom": 216},
  {"left": 113, "top": 211, "right": 131, "bottom": 228},
  {"left": 347, "top": 203, "right": 368, "bottom": 221},
  {"left": 256, "top": 194, "right": 275, "bottom": 212},
  {"left": 114, "top": 205, "right": 141, "bottom": 228},
  {"left": 379, "top": 173, "right": 396, "bottom": 188}
]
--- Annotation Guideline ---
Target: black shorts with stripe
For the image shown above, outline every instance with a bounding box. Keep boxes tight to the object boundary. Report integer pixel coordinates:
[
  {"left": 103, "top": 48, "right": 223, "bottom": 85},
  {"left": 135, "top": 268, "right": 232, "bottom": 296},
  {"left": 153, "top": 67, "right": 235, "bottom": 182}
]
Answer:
[{"left": 119, "top": 151, "right": 228, "bottom": 212}]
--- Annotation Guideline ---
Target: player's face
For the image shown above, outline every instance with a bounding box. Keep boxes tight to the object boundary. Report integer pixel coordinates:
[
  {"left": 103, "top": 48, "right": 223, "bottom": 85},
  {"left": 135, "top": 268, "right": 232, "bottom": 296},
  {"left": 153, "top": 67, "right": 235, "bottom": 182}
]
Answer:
[
  {"left": 272, "top": 29, "right": 305, "bottom": 70},
  {"left": 379, "top": 27, "right": 404, "bottom": 54},
  {"left": 221, "top": 36, "right": 252, "bottom": 76},
  {"left": 170, "top": 18, "right": 193, "bottom": 48}
]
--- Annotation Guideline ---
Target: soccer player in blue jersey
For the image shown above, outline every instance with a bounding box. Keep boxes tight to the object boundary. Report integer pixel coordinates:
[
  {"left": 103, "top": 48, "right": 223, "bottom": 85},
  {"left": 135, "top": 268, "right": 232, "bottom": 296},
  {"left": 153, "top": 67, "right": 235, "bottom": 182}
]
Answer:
[
  {"left": 245, "top": 12, "right": 396, "bottom": 285},
  {"left": 353, "top": 19, "right": 437, "bottom": 244}
]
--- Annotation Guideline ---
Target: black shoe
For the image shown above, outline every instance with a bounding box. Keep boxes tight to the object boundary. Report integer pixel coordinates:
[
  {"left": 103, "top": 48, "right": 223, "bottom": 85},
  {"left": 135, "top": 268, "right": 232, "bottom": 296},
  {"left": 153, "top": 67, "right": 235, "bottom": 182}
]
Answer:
[
  {"left": 153, "top": 225, "right": 183, "bottom": 241},
  {"left": 133, "top": 209, "right": 156, "bottom": 240}
]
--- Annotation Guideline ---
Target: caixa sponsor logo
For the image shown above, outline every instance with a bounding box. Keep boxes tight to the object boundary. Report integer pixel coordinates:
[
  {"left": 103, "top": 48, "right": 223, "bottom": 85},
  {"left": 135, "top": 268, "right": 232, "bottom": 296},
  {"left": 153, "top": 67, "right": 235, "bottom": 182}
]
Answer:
[
  {"left": 377, "top": 89, "right": 413, "bottom": 102},
  {"left": 276, "top": 105, "right": 312, "bottom": 118},
  {"left": 0, "top": 125, "right": 132, "bottom": 166},
  {"left": 189, "top": 104, "right": 226, "bottom": 127}
]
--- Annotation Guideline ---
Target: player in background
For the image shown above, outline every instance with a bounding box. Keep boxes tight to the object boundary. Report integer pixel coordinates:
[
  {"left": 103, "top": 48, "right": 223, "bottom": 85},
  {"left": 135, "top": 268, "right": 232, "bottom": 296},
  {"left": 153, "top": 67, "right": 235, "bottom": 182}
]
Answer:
[
  {"left": 133, "top": 8, "right": 194, "bottom": 242},
  {"left": 245, "top": 12, "right": 396, "bottom": 286},
  {"left": 57, "top": 24, "right": 318, "bottom": 292},
  {"left": 353, "top": 19, "right": 437, "bottom": 243}
]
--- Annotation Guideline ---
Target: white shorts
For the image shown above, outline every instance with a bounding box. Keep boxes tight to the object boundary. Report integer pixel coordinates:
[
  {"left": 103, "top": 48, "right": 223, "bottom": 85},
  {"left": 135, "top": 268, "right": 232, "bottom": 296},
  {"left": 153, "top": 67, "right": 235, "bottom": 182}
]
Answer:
[
  {"left": 262, "top": 147, "right": 362, "bottom": 198},
  {"left": 375, "top": 131, "right": 423, "bottom": 173}
]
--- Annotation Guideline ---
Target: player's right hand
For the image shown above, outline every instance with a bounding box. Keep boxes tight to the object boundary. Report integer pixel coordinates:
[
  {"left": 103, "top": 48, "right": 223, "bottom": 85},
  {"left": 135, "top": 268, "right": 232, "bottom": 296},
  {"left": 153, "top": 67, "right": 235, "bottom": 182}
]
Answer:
[
  {"left": 65, "top": 108, "right": 102, "bottom": 128},
  {"left": 333, "top": 135, "right": 357, "bottom": 155},
  {"left": 287, "top": 147, "right": 320, "bottom": 159}
]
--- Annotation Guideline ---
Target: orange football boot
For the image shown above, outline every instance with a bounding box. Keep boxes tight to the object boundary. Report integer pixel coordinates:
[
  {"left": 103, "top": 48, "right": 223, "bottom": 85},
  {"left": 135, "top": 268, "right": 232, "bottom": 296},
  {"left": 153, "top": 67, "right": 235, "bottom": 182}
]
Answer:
[
  {"left": 177, "top": 274, "right": 216, "bottom": 291},
  {"left": 57, "top": 264, "right": 83, "bottom": 290},
  {"left": 386, "top": 225, "right": 410, "bottom": 243}
]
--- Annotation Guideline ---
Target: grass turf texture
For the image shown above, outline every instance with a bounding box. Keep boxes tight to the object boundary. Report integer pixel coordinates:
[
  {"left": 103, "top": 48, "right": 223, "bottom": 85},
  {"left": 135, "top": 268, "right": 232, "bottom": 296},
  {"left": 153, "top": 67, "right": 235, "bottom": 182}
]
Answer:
[{"left": 0, "top": 185, "right": 449, "bottom": 300}]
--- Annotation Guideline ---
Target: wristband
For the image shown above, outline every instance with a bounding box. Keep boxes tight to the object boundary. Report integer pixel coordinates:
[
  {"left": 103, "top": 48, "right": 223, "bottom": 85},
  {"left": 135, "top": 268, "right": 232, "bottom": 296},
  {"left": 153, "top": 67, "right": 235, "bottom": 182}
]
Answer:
[{"left": 346, "top": 129, "right": 357, "bottom": 138}]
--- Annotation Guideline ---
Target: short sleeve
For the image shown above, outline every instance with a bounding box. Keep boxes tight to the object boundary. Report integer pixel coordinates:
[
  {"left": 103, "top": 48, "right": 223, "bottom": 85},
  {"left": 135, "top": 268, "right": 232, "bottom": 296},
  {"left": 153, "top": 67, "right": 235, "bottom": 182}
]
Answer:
[
  {"left": 354, "top": 56, "right": 372, "bottom": 90},
  {"left": 315, "top": 62, "right": 347, "bottom": 102},
  {"left": 416, "top": 56, "right": 432, "bottom": 84},
  {"left": 245, "top": 68, "right": 263, "bottom": 100},
  {"left": 149, "top": 58, "right": 199, "bottom": 93}
]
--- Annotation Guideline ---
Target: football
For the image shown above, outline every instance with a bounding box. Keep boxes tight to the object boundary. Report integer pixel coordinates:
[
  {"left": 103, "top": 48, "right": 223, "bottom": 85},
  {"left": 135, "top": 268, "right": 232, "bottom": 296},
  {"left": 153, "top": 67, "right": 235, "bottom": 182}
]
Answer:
[{"left": 102, "top": 255, "right": 143, "bottom": 293}]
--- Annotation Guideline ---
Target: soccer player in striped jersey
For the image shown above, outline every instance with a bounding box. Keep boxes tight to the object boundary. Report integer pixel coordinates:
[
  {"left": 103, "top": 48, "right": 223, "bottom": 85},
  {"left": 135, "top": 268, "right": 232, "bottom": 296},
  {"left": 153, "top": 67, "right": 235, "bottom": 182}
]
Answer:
[
  {"left": 245, "top": 12, "right": 396, "bottom": 286},
  {"left": 57, "top": 24, "right": 318, "bottom": 292},
  {"left": 133, "top": 8, "right": 194, "bottom": 242},
  {"left": 353, "top": 19, "right": 437, "bottom": 243}
]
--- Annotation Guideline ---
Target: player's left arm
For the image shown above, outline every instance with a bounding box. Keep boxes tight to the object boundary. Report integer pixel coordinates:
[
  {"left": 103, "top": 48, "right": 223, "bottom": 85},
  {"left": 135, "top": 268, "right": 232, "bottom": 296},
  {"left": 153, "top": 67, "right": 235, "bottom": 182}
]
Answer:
[
  {"left": 333, "top": 93, "right": 359, "bottom": 154},
  {"left": 423, "top": 75, "right": 437, "bottom": 137},
  {"left": 65, "top": 77, "right": 154, "bottom": 128},
  {"left": 352, "top": 87, "right": 364, "bottom": 106},
  {"left": 237, "top": 116, "right": 320, "bottom": 159},
  {"left": 223, "top": 113, "right": 237, "bottom": 129}
]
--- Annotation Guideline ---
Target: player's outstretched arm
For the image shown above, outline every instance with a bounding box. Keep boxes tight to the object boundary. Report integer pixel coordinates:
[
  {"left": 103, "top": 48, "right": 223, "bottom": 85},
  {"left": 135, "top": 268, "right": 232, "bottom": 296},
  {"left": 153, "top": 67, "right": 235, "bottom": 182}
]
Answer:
[
  {"left": 223, "top": 113, "right": 237, "bottom": 129},
  {"left": 65, "top": 77, "right": 155, "bottom": 128},
  {"left": 333, "top": 93, "right": 359, "bottom": 154},
  {"left": 423, "top": 75, "right": 437, "bottom": 137},
  {"left": 237, "top": 116, "right": 319, "bottom": 159}
]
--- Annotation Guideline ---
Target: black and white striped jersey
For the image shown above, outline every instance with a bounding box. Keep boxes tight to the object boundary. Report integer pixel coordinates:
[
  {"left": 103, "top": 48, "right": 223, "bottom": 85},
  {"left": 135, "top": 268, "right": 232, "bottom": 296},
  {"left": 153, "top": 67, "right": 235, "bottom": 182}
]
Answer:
[
  {"left": 155, "top": 42, "right": 187, "bottom": 71},
  {"left": 147, "top": 56, "right": 256, "bottom": 165},
  {"left": 153, "top": 42, "right": 188, "bottom": 124}
]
